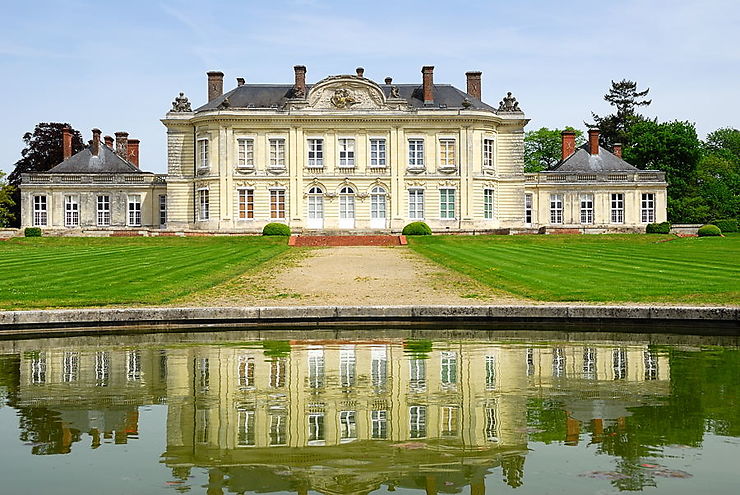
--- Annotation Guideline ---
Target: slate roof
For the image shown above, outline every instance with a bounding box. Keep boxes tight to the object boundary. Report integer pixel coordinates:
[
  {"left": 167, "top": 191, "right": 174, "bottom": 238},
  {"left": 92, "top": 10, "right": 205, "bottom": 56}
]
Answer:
[
  {"left": 195, "top": 83, "right": 497, "bottom": 112},
  {"left": 47, "top": 144, "right": 144, "bottom": 174},
  {"left": 547, "top": 143, "right": 639, "bottom": 173}
]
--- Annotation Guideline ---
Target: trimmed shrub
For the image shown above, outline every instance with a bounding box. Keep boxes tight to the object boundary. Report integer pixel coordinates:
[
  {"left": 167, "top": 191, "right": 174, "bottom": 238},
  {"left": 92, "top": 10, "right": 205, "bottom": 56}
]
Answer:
[
  {"left": 262, "top": 222, "right": 291, "bottom": 236},
  {"left": 402, "top": 221, "right": 432, "bottom": 235},
  {"left": 24, "top": 227, "right": 42, "bottom": 237},
  {"left": 646, "top": 221, "right": 671, "bottom": 234},
  {"left": 698, "top": 224, "right": 722, "bottom": 237},
  {"left": 713, "top": 219, "right": 737, "bottom": 233}
]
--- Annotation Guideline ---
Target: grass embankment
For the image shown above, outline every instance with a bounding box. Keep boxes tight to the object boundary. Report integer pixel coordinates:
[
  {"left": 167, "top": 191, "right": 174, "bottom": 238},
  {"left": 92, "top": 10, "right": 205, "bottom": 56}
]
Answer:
[
  {"left": 408, "top": 234, "right": 740, "bottom": 305},
  {"left": 0, "top": 236, "right": 289, "bottom": 309}
]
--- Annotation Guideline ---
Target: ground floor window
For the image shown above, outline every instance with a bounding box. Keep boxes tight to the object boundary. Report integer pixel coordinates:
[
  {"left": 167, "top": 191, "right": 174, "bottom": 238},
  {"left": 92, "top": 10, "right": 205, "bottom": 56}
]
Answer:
[
  {"left": 641, "top": 193, "right": 655, "bottom": 223},
  {"left": 33, "top": 195, "right": 47, "bottom": 226},
  {"left": 550, "top": 193, "right": 563, "bottom": 224},
  {"left": 611, "top": 193, "right": 624, "bottom": 223},
  {"left": 198, "top": 189, "right": 209, "bottom": 221},
  {"left": 524, "top": 193, "right": 533, "bottom": 224},
  {"left": 339, "top": 186, "right": 355, "bottom": 220},
  {"left": 484, "top": 188, "right": 494, "bottom": 219},
  {"left": 371, "top": 186, "right": 386, "bottom": 220},
  {"left": 64, "top": 195, "right": 79, "bottom": 227},
  {"left": 159, "top": 194, "right": 167, "bottom": 225},
  {"left": 238, "top": 189, "right": 254, "bottom": 220},
  {"left": 408, "top": 188, "right": 424, "bottom": 219},
  {"left": 439, "top": 188, "right": 455, "bottom": 219},
  {"left": 97, "top": 195, "right": 110, "bottom": 226},
  {"left": 270, "top": 189, "right": 286, "bottom": 219},
  {"left": 128, "top": 195, "right": 142, "bottom": 226},
  {"left": 580, "top": 194, "right": 594, "bottom": 224}
]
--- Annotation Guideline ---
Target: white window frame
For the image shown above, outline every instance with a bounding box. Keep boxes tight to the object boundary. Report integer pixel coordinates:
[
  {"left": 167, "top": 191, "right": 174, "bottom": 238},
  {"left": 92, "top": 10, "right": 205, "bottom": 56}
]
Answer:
[
  {"left": 580, "top": 193, "right": 594, "bottom": 224},
  {"left": 127, "top": 195, "right": 142, "bottom": 226},
  {"left": 409, "top": 405, "right": 427, "bottom": 439},
  {"left": 524, "top": 193, "right": 533, "bottom": 225},
  {"left": 370, "top": 186, "right": 386, "bottom": 220},
  {"left": 97, "top": 195, "right": 111, "bottom": 227},
  {"left": 408, "top": 138, "right": 425, "bottom": 169},
  {"left": 611, "top": 193, "right": 625, "bottom": 224},
  {"left": 197, "top": 138, "right": 209, "bottom": 169},
  {"left": 371, "top": 410, "right": 388, "bottom": 439},
  {"left": 439, "top": 187, "right": 456, "bottom": 219},
  {"left": 641, "top": 193, "right": 655, "bottom": 223},
  {"left": 338, "top": 138, "right": 355, "bottom": 168},
  {"left": 369, "top": 138, "right": 386, "bottom": 167},
  {"left": 270, "top": 189, "right": 286, "bottom": 220},
  {"left": 159, "top": 194, "right": 167, "bottom": 226},
  {"left": 33, "top": 195, "right": 48, "bottom": 227},
  {"left": 339, "top": 410, "right": 357, "bottom": 443},
  {"left": 484, "top": 188, "right": 494, "bottom": 220},
  {"left": 64, "top": 195, "right": 79, "bottom": 227},
  {"left": 483, "top": 138, "right": 495, "bottom": 169},
  {"left": 408, "top": 188, "right": 424, "bottom": 219},
  {"left": 550, "top": 193, "right": 564, "bottom": 224},
  {"left": 308, "top": 412, "right": 325, "bottom": 445},
  {"left": 237, "top": 188, "right": 254, "bottom": 220},
  {"left": 307, "top": 138, "right": 323, "bottom": 167},
  {"left": 198, "top": 188, "right": 209, "bottom": 221},
  {"left": 237, "top": 138, "right": 254, "bottom": 169},
  {"left": 438, "top": 138, "right": 457, "bottom": 170},
  {"left": 237, "top": 407, "right": 255, "bottom": 447},
  {"left": 269, "top": 138, "right": 286, "bottom": 169}
]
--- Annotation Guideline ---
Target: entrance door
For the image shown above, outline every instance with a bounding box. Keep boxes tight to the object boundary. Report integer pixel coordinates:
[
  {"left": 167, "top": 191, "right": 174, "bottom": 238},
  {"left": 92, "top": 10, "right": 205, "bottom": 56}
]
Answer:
[
  {"left": 307, "top": 186, "right": 324, "bottom": 229},
  {"left": 370, "top": 186, "right": 387, "bottom": 229},
  {"left": 339, "top": 186, "right": 355, "bottom": 229}
]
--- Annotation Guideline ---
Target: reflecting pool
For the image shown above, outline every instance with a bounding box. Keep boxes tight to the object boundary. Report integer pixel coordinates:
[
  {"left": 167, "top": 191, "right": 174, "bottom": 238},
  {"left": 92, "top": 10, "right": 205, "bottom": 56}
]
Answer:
[{"left": 0, "top": 329, "right": 737, "bottom": 494}]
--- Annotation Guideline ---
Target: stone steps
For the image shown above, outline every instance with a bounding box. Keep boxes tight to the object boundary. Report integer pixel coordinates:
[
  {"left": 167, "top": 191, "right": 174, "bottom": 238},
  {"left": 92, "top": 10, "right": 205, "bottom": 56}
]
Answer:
[{"left": 289, "top": 235, "right": 406, "bottom": 247}]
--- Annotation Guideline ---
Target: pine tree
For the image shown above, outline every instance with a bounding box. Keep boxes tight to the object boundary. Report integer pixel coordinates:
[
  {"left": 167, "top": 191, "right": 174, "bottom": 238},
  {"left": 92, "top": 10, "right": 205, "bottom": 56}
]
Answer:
[{"left": 590, "top": 80, "right": 651, "bottom": 148}]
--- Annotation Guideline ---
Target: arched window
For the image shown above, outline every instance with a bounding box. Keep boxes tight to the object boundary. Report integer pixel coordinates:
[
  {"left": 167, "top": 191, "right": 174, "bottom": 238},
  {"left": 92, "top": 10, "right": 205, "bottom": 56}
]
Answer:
[
  {"left": 340, "top": 186, "right": 355, "bottom": 195},
  {"left": 371, "top": 186, "right": 386, "bottom": 195},
  {"left": 308, "top": 186, "right": 323, "bottom": 194}
]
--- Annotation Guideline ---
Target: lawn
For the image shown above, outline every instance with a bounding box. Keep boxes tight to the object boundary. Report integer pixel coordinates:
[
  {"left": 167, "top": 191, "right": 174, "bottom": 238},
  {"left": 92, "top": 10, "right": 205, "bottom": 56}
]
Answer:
[
  {"left": 408, "top": 234, "right": 740, "bottom": 305},
  {"left": 0, "top": 236, "right": 289, "bottom": 309}
]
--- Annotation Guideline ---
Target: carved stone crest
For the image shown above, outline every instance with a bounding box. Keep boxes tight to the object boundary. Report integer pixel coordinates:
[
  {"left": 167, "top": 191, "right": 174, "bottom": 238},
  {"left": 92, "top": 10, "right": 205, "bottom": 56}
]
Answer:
[
  {"left": 330, "top": 89, "right": 359, "bottom": 109},
  {"left": 171, "top": 92, "right": 192, "bottom": 112},
  {"left": 497, "top": 92, "right": 522, "bottom": 113},
  {"left": 389, "top": 86, "right": 400, "bottom": 98}
]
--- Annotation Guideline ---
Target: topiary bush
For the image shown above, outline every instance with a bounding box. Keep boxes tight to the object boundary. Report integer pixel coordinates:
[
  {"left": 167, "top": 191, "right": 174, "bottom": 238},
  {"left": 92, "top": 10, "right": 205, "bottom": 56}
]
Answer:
[
  {"left": 713, "top": 219, "right": 737, "bottom": 233},
  {"left": 646, "top": 221, "right": 671, "bottom": 234},
  {"left": 402, "top": 221, "right": 432, "bottom": 235},
  {"left": 262, "top": 222, "right": 291, "bottom": 236},
  {"left": 24, "top": 227, "right": 42, "bottom": 237},
  {"left": 698, "top": 224, "right": 722, "bottom": 237}
]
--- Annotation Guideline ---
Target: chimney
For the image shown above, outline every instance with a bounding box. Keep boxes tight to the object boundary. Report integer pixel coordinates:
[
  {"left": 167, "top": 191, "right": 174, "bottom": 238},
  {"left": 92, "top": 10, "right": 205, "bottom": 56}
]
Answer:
[
  {"left": 236, "top": 77, "right": 245, "bottom": 86},
  {"left": 115, "top": 131, "right": 129, "bottom": 158},
  {"left": 127, "top": 139, "right": 140, "bottom": 168},
  {"left": 207, "top": 71, "right": 224, "bottom": 102},
  {"left": 91, "top": 128, "right": 101, "bottom": 157},
  {"left": 466, "top": 71, "right": 482, "bottom": 100},
  {"left": 613, "top": 143, "right": 623, "bottom": 158},
  {"left": 62, "top": 127, "right": 73, "bottom": 160},
  {"left": 384, "top": 77, "right": 392, "bottom": 85},
  {"left": 588, "top": 128, "right": 600, "bottom": 155},
  {"left": 293, "top": 65, "right": 307, "bottom": 96},
  {"left": 356, "top": 67, "right": 364, "bottom": 77},
  {"left": 561, "top": 130, "right": 576, "bottom": 161},
  {"left": 422, "top": 66, "right": 434, "bottom": 105},
  {"left": 104, "top": 135, "right": 114, "bottom": 148}
]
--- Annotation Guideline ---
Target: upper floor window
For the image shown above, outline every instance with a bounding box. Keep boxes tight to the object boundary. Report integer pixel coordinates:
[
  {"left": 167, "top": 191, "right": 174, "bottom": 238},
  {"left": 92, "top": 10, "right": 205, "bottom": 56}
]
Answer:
[
  {"left": 338, "top": 138, "right": 355, "bottom": 167},
  {"left": 550, "top": 193, "right": 564, "bottom": 224},
  {"left": 269, "top": 138, "right": 286, "bottom": 169},
  {"left": 97, "top": 195, "right": 111, "bottom": 226},
  {"left": 198, "top": 138, "right": 209, "bottom": 169},
  {"left": 439, "top": 139, "right": 456, "bottom": 170},
  {"left": 64, "top": 195, "right": 79, "bottom": 227},
  {"left": 370, "top": 138, "right": 386, "bottom": 167},
  {"left": 580, "top": 194, "right": 594, "bottom": 224},
  {"left": 408, "top": 139, "right": 424, "bottom": 169},
  {"left": 611, "top": 193, "right": 625, "bottom": 224},
  {"left": 307, "top": 138, "right": 323, "bottom": 167},
  {"left": 237, "top": 138, "right": 254, "bottom": 168},
  {"left": 641, "top": 193, "right": 655, "bottom": 223},
  {"left": 33, "top": 195, "right": 48, "bottom": 227},
  {"left": 483, "top": 138, "right": 494, "bottom": 168},
  {"left": 198, "top": 189, "right": 209, "bottom": 221},
  {"left": 128, "top": 195, "right": 142, "bottom": 226}
]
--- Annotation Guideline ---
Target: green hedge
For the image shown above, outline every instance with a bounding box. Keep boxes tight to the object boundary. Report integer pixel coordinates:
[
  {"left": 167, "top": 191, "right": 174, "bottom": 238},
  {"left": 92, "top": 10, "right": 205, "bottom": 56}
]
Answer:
[
  {"left": 402, "top": 222, "right": 432, "bottom": 235},
  {"left": 646, "top": 221, "right": 671, "bottom": 234},
  {"left": 698, "top": 224, "right": 722, "bottom": 237},
  {"left": 24, "top": 227, "right": 42, "bottom": 237},
  {"left": 262, "top": 223, "right": 291, "bottom": 236},
  {"left": 713, "top": 219, "right": 737, "bottom": 233}
]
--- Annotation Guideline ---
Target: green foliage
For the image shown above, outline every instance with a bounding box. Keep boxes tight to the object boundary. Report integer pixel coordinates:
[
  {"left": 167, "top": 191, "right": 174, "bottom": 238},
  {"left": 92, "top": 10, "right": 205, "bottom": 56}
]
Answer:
[
  {"left": 645, "top": 221, "right": 671, "bottom": 234},
  {"left": 704, "top": 127, "right": 740, "bottom": 162},
  {"left": 262, "top": 340, "right": 291, "bottom": 358},
  {"left": 590, "top": 79, "right": 651, "bottom": 148},
  {"left": 0, "top": 171, "right": 15, "bottom": 227},
  {"left": 401, "top": 221, "right": 432, "bottom": 235},
  {"left": 714, "top": 219, "right": 737, "bottom": 233},
  {"left": 524, "top": 126, "right": 585, "bottom": 172},
  {"left": 262, "top": 222, "right": 291, "bottom": 236},
  {"left": 23, "top": 227, "right": 41, "bottom": 237},
  {"left": 698, "top": 224, "right": 722, "bottom": 237},
  {"left": 403, "top": 340, "right": 433, "bottom": 358}
]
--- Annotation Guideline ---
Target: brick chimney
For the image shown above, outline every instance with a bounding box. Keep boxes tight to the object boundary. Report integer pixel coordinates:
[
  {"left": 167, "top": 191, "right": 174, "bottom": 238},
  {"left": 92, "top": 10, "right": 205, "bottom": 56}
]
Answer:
[
  {"left": 561, "top": 131, "right": 576, "bottom": 160},
  {"left": 207, "top": 71, "right": 224, "bottom": 102},
  {"left": 588, "top": 128, "right": 600, "bottom": 155},
  {"left": 356, "top": 67, "right": 364, "bottom": 77},
  {"left": 422, "top": 66, "right": 434, "bottom": 105},
  {"left": 613, "top": 143, "right": 623, "bottom": 158},
  {"left": 62, "top": 127, "right": 73, "bottom": 160},
  {"left": 466, "top": 71, "right": 482, "bottom": 100},
  {"left": 293, "top": 65, "right": 307, "bottom": 96},
  {"left": 127, "top": 139, "right": 140, "bottom": 168},
  {"left": 236, "top": 77, "right": 245, "bottom": 86},
  {"left": 115, "top": 131, "right": 129, "bottom": 158},
  {"left": 104, "top": 135, "right": 114, "bottom": 148},
  {"left": 91, "top": 128, "right": 101, "bottom": 157}
]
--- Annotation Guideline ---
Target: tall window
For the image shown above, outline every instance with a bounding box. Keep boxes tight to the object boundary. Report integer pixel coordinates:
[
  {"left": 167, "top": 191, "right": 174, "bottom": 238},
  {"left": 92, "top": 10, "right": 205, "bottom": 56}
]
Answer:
[
  {"left": 269, "top": 410, "right": 287, "bottom": 446},
  {"left": 62, "top": 351, "right": 79, "bottom": 382},
  {"left": 371, "top": 410, "right": 388, "bottom": 439},
  {"left": 641, "top": 193, "right": 655, "bottom": 223},
  {"left": 198, "top": 189, "right": 209, "bottom": 221},
  {"left": 269, "top": 138, "right": 286, "bottom": 168},
  {"left": 486, "top": 355, "right": 496, "bottom": 390},
  {"left": 237, "top": 138, "right": 254, "bottom": 168},
  {"left": 583, "top": 347, "right": 596, "bottom": 380},
  {"left": 238, "top": 355, "right": 255, "bottom": 389},
  {"left": 270, "top": 190, "right": 286, "bottom": 219},
  {"left": 308, "top": 412, "right": 325, "bottom": 445},
  {"left": 95, "top": 351, "right": 110, "bottom": 387},
  {"left": 237, "top": 407, "right": 255, "bottom": 446},
  {"left": 238, "top": 189, "right": 254, "bottom": 220},
  {"left": 408, "top": 188, "right": 424, "bottom": 219},
  {"left": 307, "top": 186, "right": 323, "bottom": 222},
  {"left": 338, "top": 138, "right": 355, "bottom": 167},
  {"left": 97, "top": 195, "right": 111, "bottom": 226},
  {"left": 409, "top": 358, "right": 426, "bottom": 392},
  {"left": 370, "top": 186, "right": 386, "bottom": 221},
  {"left": 439, "top": 139, "right": 456, "bottom": 169},
  {"left": 128, "top": 195, "right": 141, "bottom": 226},
  {"left": 307, "top": 138, "right": 323, "bottom": 167},
  {"left": 485, "top": 406, "right": 497, "bottom": 441},
  {"left": 483, "top": 138, "right": 494, "bottom": 168},
  {"left": 409, "top": 406, "right": 427, "bottom": 439},
  {"left": 127, "top": 350, "right": 142, "bottom": 382},
  {"left": 408, "top": 139, "right": 424, "bottom": 169},
  {"left": 552, "top": 347, "right": 566, "bottom": 377},
  {"left": 33, "top": 195, "right": 48, "bottom": 227},
  {"left": 339, "top": 411, "right": 357, "bottom": 442},
  {"left": 270, "top": 358, "right": 286, "bottom": 388},
  {"left": 644, "top": 351, "right": 659, "bottom": 381},
  {"left": 308, "top": 347, "right": 325, "bottom": 389},
  {"left": 159, "top": 195, "right": 167, "bottom": 225},
  {"left": 198, "top": 139, "right": 209, "bottom": 169},
  {"left": 439, "top": 188, "right": 455, "bottom": 219},
  {"left": 484, "top": 188, "right": 494, "bottom": 219},
  {"left": 550, "top": 193, "right": 564, "bottom": 224},
  {"left": 580, "top": 194, "right": 594, "bottom": 224},
  {"left": 440, "top": 351, "right": 457, "bottom": 388},
  {"left": 441, "top": 406, "right": 459, "bottom": 436},
  {"left": 64, "top": 195, "right": 79, "bottom": 227},
  {"left": 613, "top": 348, "right": 627, "bottom": 380},
  {"left": 30, "top": 353, "right": 46, "bottom": 384},
  {"left": 371, "top": 345, "right": 388, "bottom": 390},
  {"left": 370, "top": 138, "right": 386, "bottom": 167},
  {"left": 340, "top": 346, "right": 356, "bottom": 388},
  {"left": 524, "top": 193, "right": 533, "bottom": 225},
  {"left": 339, "top": 186, "right": 355, "bottom": 221},
  {"left": 611, "top": 193, "right": 624, "bottom": 223}
]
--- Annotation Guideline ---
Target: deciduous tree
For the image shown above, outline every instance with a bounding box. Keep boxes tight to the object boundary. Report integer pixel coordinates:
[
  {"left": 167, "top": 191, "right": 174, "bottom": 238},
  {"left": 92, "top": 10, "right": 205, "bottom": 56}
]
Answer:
[
  {"left": 524, "top": 126, "right": 584, "bottom": 172},
  {"left": 0, "top": 171, "right": 15, "bottom": 227}
]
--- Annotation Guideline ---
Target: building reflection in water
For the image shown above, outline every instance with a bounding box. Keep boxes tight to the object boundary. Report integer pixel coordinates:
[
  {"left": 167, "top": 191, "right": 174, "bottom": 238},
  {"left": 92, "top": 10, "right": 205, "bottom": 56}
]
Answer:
[{"left": 4, "top": 337, "right": 671, "bottom": 494}]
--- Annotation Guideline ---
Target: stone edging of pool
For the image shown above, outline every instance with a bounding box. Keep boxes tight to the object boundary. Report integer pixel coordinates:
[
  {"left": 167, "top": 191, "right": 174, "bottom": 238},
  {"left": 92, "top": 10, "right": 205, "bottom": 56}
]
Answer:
[{"left": 0, "top": 305, "right": 737, "bottom": 338}]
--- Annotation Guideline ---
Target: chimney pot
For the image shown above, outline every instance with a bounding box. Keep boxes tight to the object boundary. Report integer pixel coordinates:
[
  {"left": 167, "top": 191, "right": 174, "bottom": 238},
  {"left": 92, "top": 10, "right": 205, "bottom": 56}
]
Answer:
[
  {"left": 127, "top": 139, "right": 140, "bottom": 168},
  {"left": 206, "top": 71, "right": 224, "bottom": 102},
  {"left": 62, "top": 126, "right": 73, "bottom": 160},
  {"left": 384, "top": 77, "right": 392, "bottom": 85},
  {"left": 465, "top": 71, "right": 482, "bottom": 100},
  {"left": 293, "top": 65, "right": 307, "bottom": 97},
  {"left": 588, "top": 128, "right": 600, "bottom": 155},
  {"left": 613, "top": 143, "right": 623, "bottom": 158},
  {"left": 422, "top": 65, "right": 434, "bottom": 105},
  {"left": 356, "top": 67, "right": 364, "bottom": 77},
  {"left": 91, "top": 128, "right": 101, "bottom": 157},
  {"left": 114, "top": 131, "right": 129, "bottom": 159},
  {"left": 561, "top": 130, "right": 576, "bottom": 161},
  {"left": 104, "top": 135, "right": 114, "bottom": 148},
  {"left": 236, "top": 77, "right": 245, "bottom": 86}
]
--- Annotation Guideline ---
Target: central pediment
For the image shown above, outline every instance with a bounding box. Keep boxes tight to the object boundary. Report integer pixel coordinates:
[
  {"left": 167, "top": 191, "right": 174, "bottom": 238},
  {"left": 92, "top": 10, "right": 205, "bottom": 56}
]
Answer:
[{"left": 307, "top": 75, "right": 387, "bottom": 110}]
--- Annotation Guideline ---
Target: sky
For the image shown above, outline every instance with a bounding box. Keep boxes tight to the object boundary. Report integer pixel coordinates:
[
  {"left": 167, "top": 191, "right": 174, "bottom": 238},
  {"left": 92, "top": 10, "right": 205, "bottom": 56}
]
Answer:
[{"left": 1, "top": 0, "right": 738, "bottom": 175}]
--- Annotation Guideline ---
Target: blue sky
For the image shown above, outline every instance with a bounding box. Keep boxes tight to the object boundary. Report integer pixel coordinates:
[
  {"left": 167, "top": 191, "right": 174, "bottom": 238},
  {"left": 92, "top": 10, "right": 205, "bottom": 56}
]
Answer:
[{"left": 1, "top": 0, "right": 738, "bottom": 174}]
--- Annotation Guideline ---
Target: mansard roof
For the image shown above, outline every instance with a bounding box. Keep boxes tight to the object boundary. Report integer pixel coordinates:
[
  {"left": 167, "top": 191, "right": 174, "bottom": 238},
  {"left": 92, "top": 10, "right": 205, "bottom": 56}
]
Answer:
[
  {"left": 548, "top": 144, "right": 639, "bottom": 173},
  {"left": 194, "top": 83, "right": 497, "bottom": 112},
  {"left": 47, "top": 144, "right": 144, "bottom": 174}
]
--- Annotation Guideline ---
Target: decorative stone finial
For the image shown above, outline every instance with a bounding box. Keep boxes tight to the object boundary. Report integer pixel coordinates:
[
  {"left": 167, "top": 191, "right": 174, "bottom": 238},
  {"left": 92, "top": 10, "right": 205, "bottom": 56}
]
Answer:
[
  {"left": 497, "top": 92, "right": 522, "bottom": 113},
  {"left": 461, "top": 98, "right": 472, "bottom": 108},
  {"left": 390, "top": 86, "right": 400, "bottom": 98},
  {"left": 171, "top": 92, "right": 192, "bottom": 112}
]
